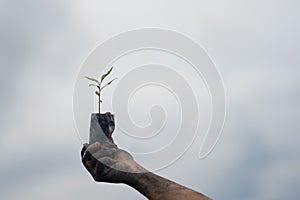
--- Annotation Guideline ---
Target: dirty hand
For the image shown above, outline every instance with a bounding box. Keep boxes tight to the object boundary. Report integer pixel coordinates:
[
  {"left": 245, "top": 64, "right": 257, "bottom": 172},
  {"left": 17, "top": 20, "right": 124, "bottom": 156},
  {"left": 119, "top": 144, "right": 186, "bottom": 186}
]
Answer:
[{"left": 81, "top": 141, "right": 146, "bottom": 184}]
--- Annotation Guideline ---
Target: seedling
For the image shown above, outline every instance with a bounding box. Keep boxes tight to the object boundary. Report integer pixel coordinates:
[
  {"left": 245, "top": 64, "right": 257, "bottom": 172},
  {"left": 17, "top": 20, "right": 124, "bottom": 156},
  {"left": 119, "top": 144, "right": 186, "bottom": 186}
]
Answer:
[{"left": 85, "top": 67, "right": 117, "bottom": 114}]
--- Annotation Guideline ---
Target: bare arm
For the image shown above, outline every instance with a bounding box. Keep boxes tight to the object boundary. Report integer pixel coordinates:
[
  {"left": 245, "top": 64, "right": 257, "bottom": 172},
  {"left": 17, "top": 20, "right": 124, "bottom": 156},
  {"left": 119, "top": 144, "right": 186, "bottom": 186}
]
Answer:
[
  {"left": 126, "top": 170, "right": 211, "bottom": 200},
  {"left": 81, "top": 142, "right": 211, "bottom": 200}
]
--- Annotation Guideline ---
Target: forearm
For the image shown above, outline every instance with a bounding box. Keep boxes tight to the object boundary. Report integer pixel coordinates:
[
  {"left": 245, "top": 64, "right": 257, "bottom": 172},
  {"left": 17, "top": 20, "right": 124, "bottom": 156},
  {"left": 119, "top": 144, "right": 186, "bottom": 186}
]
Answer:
[
  {"left": 126, "top": 171, "right": 211, "bottom": 200},
  {"left": 81, "top": 143, "right": 211, "bottom": 199}
]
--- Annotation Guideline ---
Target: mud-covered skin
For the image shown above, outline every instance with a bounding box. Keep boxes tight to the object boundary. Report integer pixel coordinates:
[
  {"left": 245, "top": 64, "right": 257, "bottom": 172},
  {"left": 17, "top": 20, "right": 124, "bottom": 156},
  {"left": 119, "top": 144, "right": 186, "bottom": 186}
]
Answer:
[
  {"left": 127, "top": 172, "right": 212, "bottom": 200},
  {"left": 81, "top": 142, "right": 146, "bottom": 183},
  {"left": 81, "top": 143, "right": 211, "bottom": 199},
  {"left": 82, "top": 113, "right": 211, "bottom": 200}
]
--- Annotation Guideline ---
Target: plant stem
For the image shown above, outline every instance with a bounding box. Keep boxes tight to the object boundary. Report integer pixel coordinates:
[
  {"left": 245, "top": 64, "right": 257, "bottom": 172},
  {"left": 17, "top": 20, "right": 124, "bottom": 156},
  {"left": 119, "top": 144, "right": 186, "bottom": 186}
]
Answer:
[{"left": 98, "top": 88, "right": 101, "bottom": 114}]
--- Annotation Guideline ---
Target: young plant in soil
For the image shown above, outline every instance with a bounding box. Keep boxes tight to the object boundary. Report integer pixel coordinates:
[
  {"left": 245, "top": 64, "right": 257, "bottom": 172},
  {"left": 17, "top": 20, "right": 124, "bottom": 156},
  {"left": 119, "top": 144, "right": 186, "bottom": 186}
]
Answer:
[{"left": 85, "top": 66, "right": 117, "bottom": 114}]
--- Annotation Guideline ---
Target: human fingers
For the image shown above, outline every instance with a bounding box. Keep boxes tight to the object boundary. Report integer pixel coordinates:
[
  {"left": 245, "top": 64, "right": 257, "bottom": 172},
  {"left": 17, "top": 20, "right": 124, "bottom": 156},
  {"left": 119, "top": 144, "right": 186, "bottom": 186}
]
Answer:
[{"left": 82, "top": 142, "right": 101, "bottom": 160}]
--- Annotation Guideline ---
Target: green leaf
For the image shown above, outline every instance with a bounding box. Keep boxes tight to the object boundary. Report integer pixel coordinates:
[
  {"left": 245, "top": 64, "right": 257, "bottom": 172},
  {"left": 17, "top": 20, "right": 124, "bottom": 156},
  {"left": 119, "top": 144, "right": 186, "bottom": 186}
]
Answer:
[
  {"left": 100, "top": 67, "right": 113, "bottom": 83},
  {"left": 85, "top": 76, "right": 100, "bottom": 85},
  {"left": 89, "top": 84, "right": 100, "bottom": 89},
  {"left": 95, "top": 91, "right": 100, "bottom": 96},
  {"left": 100, "top": 78, "right": 117, "bottom": 91}
]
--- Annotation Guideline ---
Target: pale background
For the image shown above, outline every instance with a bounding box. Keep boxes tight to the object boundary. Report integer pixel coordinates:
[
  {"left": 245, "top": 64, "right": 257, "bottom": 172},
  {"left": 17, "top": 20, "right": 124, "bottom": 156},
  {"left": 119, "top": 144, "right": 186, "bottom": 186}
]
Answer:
[{"left": 1, "top": 0, "right": 299, "bottom": 199}]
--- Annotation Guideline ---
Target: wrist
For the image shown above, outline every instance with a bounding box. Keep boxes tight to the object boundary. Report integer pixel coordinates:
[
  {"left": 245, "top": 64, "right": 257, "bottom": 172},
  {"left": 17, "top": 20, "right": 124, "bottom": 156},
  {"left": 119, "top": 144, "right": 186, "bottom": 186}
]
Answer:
[
  {"left": 125, "top": 172, "right": 152, "bottom": 195},
  {"left": 122, "top": 163, "right": 149, "bottom": 185},
  {"left": 125, "top": 171, "right": 168, "bottom": 199}
]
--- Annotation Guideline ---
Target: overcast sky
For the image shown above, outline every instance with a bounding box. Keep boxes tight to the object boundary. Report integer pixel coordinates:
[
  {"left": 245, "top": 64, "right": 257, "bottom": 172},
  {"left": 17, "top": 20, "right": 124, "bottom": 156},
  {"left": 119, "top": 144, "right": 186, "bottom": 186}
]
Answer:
[{"left": 0, "top": 0, "right": 299, "bottom": 199}]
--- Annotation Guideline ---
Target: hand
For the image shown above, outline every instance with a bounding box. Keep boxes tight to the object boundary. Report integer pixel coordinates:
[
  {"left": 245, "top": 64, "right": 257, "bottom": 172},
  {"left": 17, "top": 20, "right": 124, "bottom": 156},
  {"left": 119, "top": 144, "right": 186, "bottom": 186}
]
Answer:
[
  {"left": 81, "top": 141, "right": 146, "bottom": 184},
  {"left": 81, "top": 141, "right": 211, "bottom": 200},
  {"left": 81, "top": 112, "right": 211, "bottom": 199}
]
